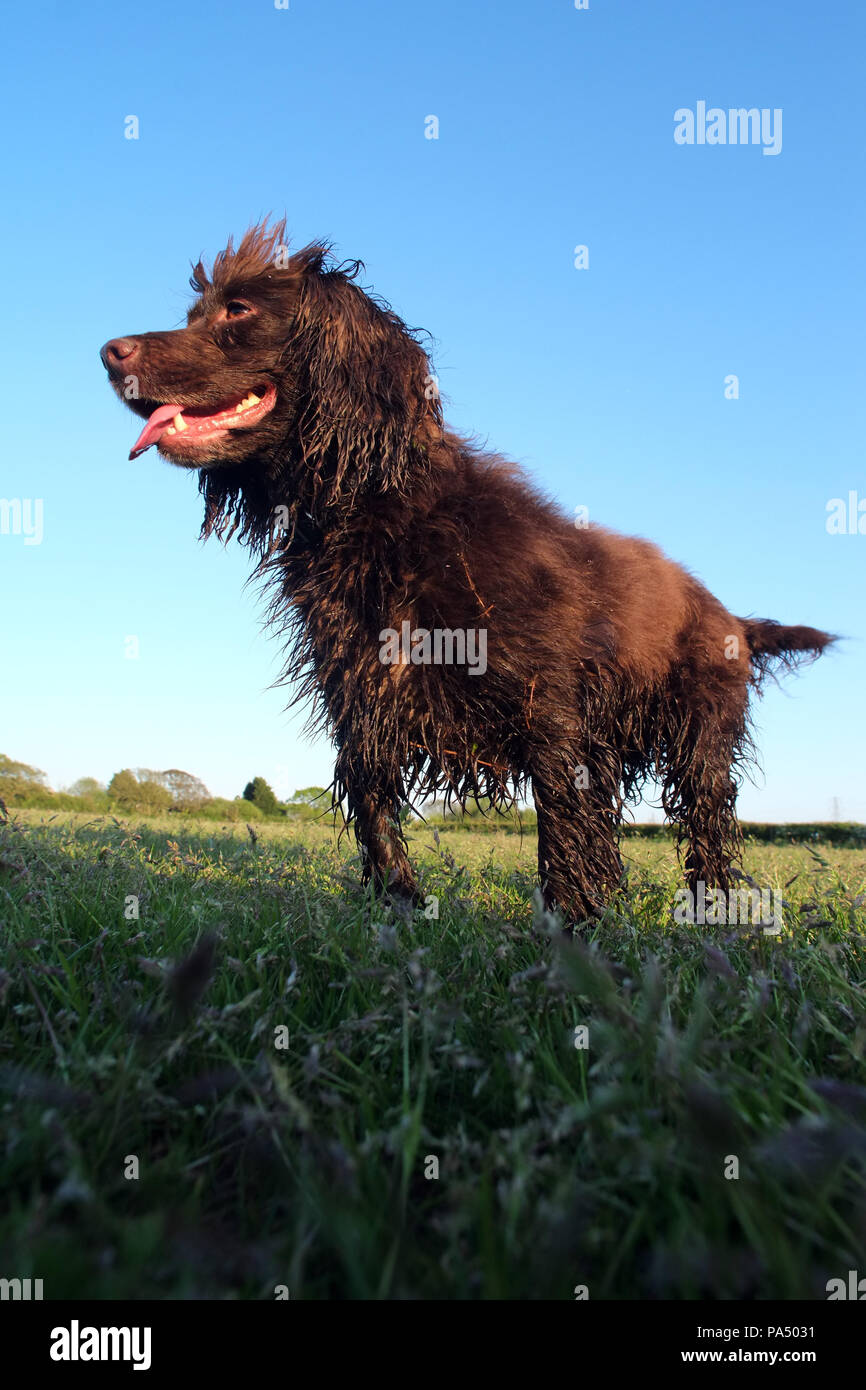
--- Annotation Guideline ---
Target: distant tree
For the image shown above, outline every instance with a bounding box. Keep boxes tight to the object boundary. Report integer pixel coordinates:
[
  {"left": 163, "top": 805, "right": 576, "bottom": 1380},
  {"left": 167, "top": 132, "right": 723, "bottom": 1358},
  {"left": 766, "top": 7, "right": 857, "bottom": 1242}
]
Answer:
[
  {"left": 66, "top": 776, "right": 105, "bottom": 798},
  {"left": 0, "top": 754, "right": 47, "bottom": 785},
  {"left": 288, "top": 786, "right": 329, "bottom": 805},
  {"left": 129, "top": 768, "right": 210, "bottom": 808},
  {"left": 108, "top": 769, "right": 140, "bottom": 807},
  {"left": 0, "top": 753, "right": 52, "bottom": 806},
  {"left": 108, "top": 769, "right": 171, "bottom": 812},
  {"left": 158, "top": 769, "right": 210, "bottom": 807},
  {"left": 136, "top": 780, "right": 173, "bottom": 812},
  {"left": 243, "top": 776, "right": 279, "bottom": 815},
  {"left": 133, "top": 768, "right": 162, "bottom": 787}
]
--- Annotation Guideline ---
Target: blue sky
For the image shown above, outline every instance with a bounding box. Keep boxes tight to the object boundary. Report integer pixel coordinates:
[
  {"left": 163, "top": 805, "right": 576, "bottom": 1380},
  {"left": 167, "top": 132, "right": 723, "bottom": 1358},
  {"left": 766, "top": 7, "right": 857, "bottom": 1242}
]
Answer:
[{"left": 1, "top": 0, "right": 863, "bottom": 819}]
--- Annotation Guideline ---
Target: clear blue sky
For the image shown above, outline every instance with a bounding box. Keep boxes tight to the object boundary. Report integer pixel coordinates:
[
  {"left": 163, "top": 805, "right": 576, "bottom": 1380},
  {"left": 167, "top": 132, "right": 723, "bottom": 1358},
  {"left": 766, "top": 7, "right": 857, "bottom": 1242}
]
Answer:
[{"left": 1, "top": 0, "right": 863, "bottom": 820}]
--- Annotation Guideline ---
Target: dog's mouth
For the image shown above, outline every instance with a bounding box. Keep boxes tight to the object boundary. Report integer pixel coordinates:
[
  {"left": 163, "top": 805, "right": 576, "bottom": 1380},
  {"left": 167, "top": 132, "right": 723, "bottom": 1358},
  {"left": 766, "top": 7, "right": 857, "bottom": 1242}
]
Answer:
[{"left": 128, "top": 384, "right": 277, "bottom": 460}]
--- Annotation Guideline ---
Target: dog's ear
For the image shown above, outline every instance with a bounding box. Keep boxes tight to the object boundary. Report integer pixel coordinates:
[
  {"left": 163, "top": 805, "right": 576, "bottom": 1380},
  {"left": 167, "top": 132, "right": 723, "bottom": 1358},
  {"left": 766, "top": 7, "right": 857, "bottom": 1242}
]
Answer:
[{"left": 290, "top": 256, "right": 442, "bottom": 504}]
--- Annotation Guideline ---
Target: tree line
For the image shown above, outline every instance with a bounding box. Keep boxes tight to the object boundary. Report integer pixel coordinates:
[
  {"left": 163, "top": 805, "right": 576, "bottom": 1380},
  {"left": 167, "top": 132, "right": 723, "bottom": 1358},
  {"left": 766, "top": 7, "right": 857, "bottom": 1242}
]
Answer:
[
  {"left": 0, "top": 754, "right": 333, "bottom": 823},
  {"left": 1, "top": 753, "right": 862, "bottom": 844}
]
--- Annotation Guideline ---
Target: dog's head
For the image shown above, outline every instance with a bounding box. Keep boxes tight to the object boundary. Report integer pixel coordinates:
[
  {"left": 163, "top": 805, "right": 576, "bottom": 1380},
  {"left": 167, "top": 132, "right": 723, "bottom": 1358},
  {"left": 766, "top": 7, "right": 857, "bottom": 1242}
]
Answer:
[
  {"left": 100, "top": 222, "right": 320, "bottom": 468},
  {"left": 100, "top": 220, "right": 442, "bottom": 493}
]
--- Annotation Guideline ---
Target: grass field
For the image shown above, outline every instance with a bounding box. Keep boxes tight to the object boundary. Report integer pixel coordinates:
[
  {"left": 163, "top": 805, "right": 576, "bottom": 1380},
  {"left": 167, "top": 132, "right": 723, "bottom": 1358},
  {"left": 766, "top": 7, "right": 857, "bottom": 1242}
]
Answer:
[{"left": 1, "top": 808, "right": 865, "bottom": 1299}]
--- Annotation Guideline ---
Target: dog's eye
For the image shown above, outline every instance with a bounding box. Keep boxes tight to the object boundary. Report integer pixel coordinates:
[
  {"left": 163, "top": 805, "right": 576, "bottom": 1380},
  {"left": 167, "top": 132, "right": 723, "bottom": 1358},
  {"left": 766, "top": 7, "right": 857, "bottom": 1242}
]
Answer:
[{"left": 225, "top": 300, "right": 252, "bottom": 319}]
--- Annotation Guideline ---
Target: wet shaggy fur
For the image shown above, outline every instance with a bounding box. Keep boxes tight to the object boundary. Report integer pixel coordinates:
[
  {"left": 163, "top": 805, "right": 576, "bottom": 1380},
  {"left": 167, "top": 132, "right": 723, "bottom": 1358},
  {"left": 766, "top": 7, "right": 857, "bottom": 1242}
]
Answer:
[{"left": 101, "top": 221, "right": 835, "bottom": 925}]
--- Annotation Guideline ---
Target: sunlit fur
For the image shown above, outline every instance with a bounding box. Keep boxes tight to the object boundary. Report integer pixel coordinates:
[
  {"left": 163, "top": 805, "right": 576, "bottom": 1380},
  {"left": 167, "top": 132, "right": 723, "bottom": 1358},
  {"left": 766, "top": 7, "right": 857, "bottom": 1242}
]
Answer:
[{"left": 103, "top": 221, "right": 836, "bottom": 924}]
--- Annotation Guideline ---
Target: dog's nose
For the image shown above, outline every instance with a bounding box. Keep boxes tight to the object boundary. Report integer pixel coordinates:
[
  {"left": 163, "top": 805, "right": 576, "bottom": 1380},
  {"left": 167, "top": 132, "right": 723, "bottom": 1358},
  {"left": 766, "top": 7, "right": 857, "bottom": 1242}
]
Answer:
[{"left": 100, "top": 337, "right": 140, "bottom": 370}]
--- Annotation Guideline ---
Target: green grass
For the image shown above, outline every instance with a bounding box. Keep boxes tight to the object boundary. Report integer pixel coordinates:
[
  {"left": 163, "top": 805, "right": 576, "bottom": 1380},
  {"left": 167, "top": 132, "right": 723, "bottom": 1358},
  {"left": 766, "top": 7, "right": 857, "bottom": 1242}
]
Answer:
[{"left": 1, "top": 808, "right": 865, "bottom": 1299}]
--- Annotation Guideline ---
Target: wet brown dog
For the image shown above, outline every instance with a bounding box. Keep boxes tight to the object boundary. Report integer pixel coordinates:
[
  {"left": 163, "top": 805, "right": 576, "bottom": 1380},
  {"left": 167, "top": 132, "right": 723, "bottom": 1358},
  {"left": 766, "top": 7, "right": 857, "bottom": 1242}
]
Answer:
[{"left": 101, "top": 221, "right": 834, "bottom": 924}]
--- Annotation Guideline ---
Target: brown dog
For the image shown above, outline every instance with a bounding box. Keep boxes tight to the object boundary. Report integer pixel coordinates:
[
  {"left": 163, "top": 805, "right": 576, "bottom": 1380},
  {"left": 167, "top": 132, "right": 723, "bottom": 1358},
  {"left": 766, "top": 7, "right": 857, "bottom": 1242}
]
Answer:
[{"left": 101, "top": 221, "right": 834, "bottom": 924}]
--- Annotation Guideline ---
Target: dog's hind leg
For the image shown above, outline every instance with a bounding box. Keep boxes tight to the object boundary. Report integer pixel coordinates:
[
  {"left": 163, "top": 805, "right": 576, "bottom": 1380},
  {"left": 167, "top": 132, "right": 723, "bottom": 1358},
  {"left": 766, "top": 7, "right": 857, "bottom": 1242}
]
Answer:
[{"left": 658, "top": 678, "right": 749, "bottom": 898}]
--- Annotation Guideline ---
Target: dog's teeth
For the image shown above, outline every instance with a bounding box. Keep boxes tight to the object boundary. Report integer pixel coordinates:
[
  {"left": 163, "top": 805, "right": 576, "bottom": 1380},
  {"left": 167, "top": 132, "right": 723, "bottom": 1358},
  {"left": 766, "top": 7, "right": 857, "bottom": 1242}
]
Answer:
[
  {"left": 236, "top": 402, "right": 246, "bottom": 413},
  {"left": 247, "top": 392, "right": 261, "bottom": 404},
  {"left": 166, "top": 426, "right": 176, "bottom": 435},
  {"left": 173, "top": 414, "right": 188, "bottom": 432}
]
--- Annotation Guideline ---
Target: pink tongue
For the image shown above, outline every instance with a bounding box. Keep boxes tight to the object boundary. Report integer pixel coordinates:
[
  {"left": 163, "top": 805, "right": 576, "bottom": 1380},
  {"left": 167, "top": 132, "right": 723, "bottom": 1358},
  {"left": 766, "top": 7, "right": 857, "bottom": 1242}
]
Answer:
[{"left": 129, "top": 403, "right": 183, "bottom": 460}]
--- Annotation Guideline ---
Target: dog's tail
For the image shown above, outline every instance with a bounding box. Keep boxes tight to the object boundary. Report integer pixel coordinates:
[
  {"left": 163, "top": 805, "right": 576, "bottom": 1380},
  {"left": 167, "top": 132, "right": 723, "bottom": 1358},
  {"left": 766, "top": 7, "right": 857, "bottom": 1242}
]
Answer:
[{"left": 740, "top": 618, "right": 836, "bottom": 679}]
